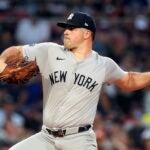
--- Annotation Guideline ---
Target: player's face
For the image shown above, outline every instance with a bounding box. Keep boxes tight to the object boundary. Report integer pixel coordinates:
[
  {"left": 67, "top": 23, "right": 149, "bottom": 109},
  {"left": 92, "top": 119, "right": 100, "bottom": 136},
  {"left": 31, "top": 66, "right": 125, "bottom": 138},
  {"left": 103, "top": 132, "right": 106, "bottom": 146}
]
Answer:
[{"left": 63, "top": 27, "right": 85, "bottom": 50}]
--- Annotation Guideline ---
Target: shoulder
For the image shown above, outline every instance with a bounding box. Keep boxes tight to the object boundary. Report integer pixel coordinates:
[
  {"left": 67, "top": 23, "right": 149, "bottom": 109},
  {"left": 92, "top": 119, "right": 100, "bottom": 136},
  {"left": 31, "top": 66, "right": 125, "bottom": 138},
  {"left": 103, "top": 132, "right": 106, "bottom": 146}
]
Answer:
[
  {"left": 23, "top": 42, "right": 64, "bottom": 51},
  {"left": 37, "top": 42, "right": 64, "bottom": 50},
  {"left": 33, "top": 42, "right": 60, "bottom": 48},
  {"left": 92, "top": 50, "right": 114, "bottom": 65}
]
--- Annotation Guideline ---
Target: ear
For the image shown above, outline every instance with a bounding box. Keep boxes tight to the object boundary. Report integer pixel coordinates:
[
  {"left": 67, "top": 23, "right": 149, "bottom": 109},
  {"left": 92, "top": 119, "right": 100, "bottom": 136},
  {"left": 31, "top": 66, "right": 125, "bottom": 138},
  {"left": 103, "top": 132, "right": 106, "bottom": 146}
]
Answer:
[{"left": 83, "top": 30, "right": 91, "bottom": 40}]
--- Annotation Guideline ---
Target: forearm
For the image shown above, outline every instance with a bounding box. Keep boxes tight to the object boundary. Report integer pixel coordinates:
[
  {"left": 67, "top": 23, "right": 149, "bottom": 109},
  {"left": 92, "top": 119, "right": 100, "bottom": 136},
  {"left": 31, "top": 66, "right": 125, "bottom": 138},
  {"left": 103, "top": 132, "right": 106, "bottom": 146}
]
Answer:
[
  {"left": 0, "top": 46, "right": 23, "bottom": 61},
  {"left": 115, "top": 72, "right": 150, "bottom": 91},
  {"left": 127, "top": 72, "right": 150, "bottom": 90},
  {"left": 0, "top": 46, "right": 23, "bottom": 72}
]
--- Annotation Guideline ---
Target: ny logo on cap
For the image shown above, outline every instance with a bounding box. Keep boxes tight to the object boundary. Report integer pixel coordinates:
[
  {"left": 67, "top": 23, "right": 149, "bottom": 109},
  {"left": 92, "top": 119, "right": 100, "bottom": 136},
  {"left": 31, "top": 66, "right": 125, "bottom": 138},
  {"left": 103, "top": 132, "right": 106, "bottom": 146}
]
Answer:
[
  {"left": 84, "top": 22, "right": 89, "bottom": 26},
  {"left": 67, "top": 13, "right": 74, "bottom": 20}
]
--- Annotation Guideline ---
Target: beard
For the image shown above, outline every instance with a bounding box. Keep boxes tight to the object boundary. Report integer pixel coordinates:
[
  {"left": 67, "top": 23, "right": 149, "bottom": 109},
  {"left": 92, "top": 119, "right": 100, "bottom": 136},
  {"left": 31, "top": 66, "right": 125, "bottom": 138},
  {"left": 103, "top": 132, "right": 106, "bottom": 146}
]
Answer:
[{"left": 64, "top": 38, "right": 75, "bottom": 51}]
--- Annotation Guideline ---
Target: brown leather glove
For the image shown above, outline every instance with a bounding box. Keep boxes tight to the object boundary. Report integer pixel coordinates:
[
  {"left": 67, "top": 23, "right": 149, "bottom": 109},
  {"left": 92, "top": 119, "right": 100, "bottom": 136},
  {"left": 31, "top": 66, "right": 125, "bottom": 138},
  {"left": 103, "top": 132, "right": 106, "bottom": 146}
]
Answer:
[{"left": 0, "top": 57, "right": 39, "bottom": 84}]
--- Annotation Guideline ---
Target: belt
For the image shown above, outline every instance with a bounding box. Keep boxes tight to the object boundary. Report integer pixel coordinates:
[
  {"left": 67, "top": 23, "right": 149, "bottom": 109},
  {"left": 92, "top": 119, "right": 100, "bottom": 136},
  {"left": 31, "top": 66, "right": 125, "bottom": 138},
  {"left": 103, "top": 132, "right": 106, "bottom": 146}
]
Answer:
[{"left": 46, "top": 124, "right": 91, "bottom": 137}]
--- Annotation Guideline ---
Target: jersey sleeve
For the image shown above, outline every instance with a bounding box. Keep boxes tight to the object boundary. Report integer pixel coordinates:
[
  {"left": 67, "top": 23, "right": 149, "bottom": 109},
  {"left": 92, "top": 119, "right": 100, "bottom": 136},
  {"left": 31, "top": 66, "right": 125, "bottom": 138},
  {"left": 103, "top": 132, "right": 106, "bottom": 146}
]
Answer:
[
  {"left": 22, "top": 42, "right": 60, "bottom": 73},
  {"left": 104, "top": 57, "right": 127, "bottom": 83},
  {"left": 22, "top": 42, "right": 52, "bottom": 61}
]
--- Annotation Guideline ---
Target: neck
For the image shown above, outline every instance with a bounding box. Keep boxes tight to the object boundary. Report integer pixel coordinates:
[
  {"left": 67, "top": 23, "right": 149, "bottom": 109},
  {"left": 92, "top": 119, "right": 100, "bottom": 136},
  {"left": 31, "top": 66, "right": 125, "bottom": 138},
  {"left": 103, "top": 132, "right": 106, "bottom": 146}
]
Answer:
[{"left": 71, "top": 41, "right": 92, "bottom": 60}]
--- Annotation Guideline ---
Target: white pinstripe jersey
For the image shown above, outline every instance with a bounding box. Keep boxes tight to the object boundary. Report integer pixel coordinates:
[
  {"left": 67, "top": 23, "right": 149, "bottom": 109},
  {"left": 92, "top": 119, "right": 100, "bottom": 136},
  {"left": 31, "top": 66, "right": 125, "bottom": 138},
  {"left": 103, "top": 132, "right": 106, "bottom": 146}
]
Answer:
[{"left": 23, "top": 42, "right": 126, "bottom": 128}]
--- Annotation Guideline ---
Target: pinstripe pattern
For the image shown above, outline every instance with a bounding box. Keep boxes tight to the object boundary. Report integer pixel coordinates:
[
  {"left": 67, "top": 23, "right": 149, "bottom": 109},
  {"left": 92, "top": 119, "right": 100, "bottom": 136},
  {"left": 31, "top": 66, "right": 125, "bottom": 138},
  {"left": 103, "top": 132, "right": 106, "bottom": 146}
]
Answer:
[{"left": 23, "top": 42, "right": 126, "bottom": 128}]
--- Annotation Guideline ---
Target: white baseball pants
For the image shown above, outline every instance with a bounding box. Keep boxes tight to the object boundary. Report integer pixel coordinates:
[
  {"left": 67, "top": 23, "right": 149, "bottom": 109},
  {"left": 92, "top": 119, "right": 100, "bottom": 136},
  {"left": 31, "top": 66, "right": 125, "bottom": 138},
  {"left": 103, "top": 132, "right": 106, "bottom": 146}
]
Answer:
[{"left": 9, "top": 127, "right": 97, "bottom": 150}]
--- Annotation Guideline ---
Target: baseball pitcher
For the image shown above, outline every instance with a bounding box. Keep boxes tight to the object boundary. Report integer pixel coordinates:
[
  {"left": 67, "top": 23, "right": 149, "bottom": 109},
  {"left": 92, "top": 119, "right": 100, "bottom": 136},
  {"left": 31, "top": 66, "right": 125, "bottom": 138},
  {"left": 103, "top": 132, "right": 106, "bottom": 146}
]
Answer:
[{"left": 0, "top": 12, "right": 150, "bottom": 150}]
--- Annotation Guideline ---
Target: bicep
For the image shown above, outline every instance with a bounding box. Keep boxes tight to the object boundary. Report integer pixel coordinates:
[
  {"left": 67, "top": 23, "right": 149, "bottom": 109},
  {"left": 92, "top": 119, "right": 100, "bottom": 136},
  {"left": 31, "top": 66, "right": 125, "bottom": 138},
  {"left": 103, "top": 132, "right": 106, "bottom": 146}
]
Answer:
[
  {"left": 113, "top": 72, "right": 130, "bottom": 91},
  {"left": 114, "top": 72, "right": 150, "bottom": 91},
  {"left": 104, "top": 57, "right": 127, "bottom": 83},
  {"left": 0, "top": 46, "right": 24, "bottom": 62}
]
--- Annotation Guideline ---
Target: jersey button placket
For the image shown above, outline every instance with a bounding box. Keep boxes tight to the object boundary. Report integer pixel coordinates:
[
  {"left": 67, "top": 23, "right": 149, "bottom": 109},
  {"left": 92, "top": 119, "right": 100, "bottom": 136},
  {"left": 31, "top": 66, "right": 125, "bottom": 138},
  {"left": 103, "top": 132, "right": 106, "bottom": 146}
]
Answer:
[{"left": 67, "top": 63, "right": 78, "bottom": 92}]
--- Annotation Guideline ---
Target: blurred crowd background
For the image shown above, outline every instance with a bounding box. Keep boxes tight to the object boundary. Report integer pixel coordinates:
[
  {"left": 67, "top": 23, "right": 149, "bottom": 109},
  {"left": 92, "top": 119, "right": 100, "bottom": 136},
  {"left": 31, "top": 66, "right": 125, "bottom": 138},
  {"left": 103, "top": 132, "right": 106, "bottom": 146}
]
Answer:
[{"left": 0, "top": 0, "right": 149, "bottom": 150}]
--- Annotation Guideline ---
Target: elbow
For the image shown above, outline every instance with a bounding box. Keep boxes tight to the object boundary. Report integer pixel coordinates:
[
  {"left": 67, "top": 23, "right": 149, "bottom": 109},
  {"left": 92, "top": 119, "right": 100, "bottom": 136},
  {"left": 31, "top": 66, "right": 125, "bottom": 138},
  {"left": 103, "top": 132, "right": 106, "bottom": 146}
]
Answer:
[
  {"left": 118, "top": 84, "right": 143, "bottom": 92},
  {"left": 119, "top": 87, "right": 135, "bottom": 92},
  {"left": 118, "top": 85, "right": 133, "bottom": 92},
  {"left": 115, "top": 80, "right": 134, "bottom": 92}
]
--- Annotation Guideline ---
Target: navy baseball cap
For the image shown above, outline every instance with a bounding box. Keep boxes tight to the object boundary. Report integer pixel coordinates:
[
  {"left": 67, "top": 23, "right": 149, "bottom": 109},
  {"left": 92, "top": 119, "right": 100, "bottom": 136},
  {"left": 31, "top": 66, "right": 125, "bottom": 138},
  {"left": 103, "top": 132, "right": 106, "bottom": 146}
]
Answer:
[{"left": 57, "top": 12, "right": 96, "bottom": 35}]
